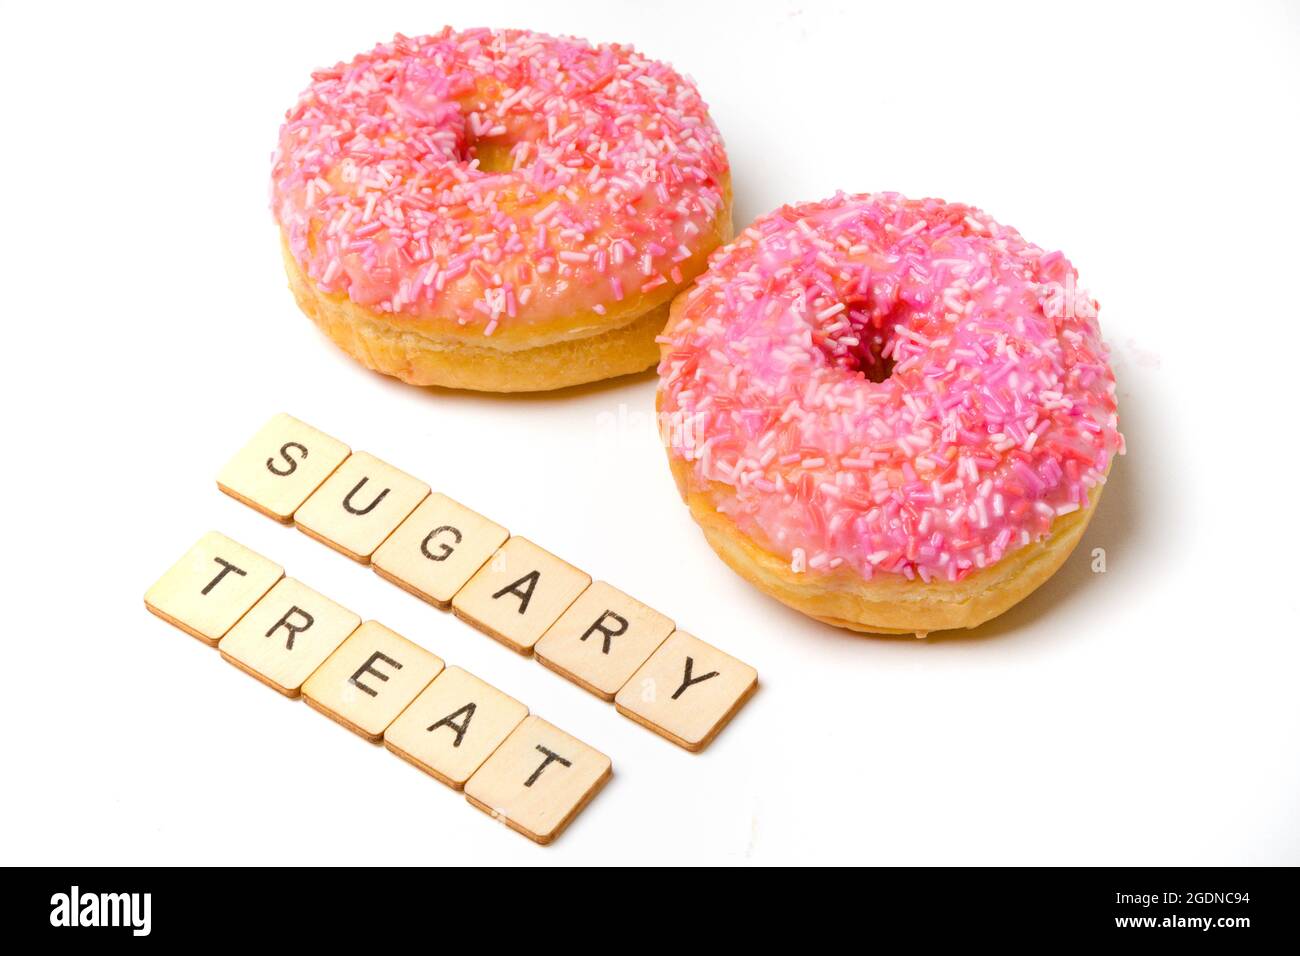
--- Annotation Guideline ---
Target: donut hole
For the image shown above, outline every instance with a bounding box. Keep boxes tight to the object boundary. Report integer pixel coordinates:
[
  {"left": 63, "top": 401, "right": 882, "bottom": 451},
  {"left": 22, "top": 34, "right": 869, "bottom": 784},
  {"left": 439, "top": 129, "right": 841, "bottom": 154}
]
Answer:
[
  {"left": 854, "top": 327, "right": 897, "bottom": 383},
  {"left": 471, "top": 139, "right": 516, "bottom": 173},
  {"left": 824, "top": 304, "right": 901, "bottom": 383}
]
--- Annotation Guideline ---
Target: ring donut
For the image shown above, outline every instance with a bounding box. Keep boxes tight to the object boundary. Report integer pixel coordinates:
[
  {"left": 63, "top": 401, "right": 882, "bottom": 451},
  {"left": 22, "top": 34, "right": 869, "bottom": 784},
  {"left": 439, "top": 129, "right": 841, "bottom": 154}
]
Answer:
[
  {"left": 657, "top": 193, "right": 1123, "bottom": 635},
  {"left": 273, "top": 28, "right": 732, "bottom": 392}
]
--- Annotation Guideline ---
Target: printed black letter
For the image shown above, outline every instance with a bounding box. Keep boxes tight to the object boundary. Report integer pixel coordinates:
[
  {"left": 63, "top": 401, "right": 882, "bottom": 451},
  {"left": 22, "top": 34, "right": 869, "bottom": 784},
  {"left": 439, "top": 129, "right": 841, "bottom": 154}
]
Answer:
[
  {"left": 266, "top": 441, "right": 308, "bottom": 476},
  {"left": 342, "top": 477, "right": 390, "bottom": 516},
  {"left": 202, "top": 557, "right": 246, "bottom": 595},
  {"left": 672, "top": 656, "right": 719, "bottom": 700},
  {"left": 265, "top": 605, "right": 314, "bottom": 650},
  {"left": 427, "top": 702, "right": 476, "bottom": 747},
  {"left": 493, "top": 570, "right": 539, "bottom": 614},
  {"left": 524, "top": 745, "right": 572, "bottom": 787},
  {"left": 349, "top": 651, "right": 403, "bottom": 697},
  {"left": 421, "top": 525, "right": 462, "bottom": 562},
  {"left": 579, "top": 610, "right": 629, "bottom": 655}
]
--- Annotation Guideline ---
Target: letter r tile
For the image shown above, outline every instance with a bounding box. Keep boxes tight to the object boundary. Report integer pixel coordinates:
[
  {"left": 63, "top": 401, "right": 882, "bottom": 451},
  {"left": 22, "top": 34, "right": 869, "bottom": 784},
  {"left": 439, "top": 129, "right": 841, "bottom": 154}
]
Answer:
[
  {"left": 534, "top": 582, "right": 675, "bottom": 700},
  {"left": 614, "top": 631, "right": 758, "bottom": 752},
  {"left": 144, "top": 532, "right": 283, "bottom": 646},
  {"left": 218, "top": 578, "right": 361, "bottom": 697}
]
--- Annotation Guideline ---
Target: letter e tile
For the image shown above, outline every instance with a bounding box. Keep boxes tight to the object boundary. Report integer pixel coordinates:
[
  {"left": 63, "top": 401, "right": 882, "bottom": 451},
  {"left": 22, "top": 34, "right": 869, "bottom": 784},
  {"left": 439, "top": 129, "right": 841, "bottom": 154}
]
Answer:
[{"left": 302, "top": 621, "right": 444, "bottom": 741}]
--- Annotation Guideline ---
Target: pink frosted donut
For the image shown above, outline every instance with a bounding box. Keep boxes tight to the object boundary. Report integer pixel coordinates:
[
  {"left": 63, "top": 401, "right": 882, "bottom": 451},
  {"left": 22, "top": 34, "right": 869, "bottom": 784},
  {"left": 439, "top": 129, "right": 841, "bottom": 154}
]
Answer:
[
  {"left": 272, "top": 28, "right": 732, "bottom": 392},
  {"left": 657, "top": 193, "right": 1123, "bottom": 635}
]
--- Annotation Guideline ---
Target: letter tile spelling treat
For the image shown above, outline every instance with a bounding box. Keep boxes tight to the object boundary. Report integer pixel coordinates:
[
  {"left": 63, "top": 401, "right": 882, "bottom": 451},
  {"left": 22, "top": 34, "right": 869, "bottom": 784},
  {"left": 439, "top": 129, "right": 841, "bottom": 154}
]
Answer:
[
  {"left": 218, "top": 578, "right": 361, "bottom": 697},
  {"left": 147, "top": 539, "right": 612, "bottom": 844},
  {"left": 384, "top": 666, "right": 529, "bottom": 790},
  {"left": 302, "top": 621, "right": 444, "bottom": 741},
  {"left": 464, "top": 715, "right": 612, "bottom": 845},
  {"left": 144, "top": 532, "right": 284, "bottom": 646}
]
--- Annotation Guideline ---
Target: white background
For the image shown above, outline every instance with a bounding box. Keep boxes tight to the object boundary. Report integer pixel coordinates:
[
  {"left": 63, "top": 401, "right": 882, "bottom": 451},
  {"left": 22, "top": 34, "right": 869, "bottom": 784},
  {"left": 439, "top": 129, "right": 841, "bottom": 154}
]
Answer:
[{"left": 3, "top": 0, "right": 1298, "bottom": 866}]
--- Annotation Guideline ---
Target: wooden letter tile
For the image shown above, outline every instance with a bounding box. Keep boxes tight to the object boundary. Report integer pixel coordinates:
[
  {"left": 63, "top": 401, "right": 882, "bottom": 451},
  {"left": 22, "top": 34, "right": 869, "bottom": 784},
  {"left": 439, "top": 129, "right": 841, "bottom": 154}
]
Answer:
[
  {"left": 464, "top": 716, "right": 611, "bottom": 845},
  {"left": 218, "top": 578, "right": 361, "bottom": 697},
  {"left": 293, "top": 452, "right": 429, "bottom": 563},
  {"left": 144, "top": 532, "right": 283, "bottom": 646},
  {"left": 216, "top": 413, "right": 351, "bottom": 522},
  {"left": 614, "top": 631, "right": 758, "bottom": 752},
  {"left": 451, "top": 537, "right": 590, "bottom": 654},
  {"left": 372, "top": 493, "right": 509, "bottom": 609},
  {"left": 534, "top": 582, "right": 675, "bottom": 701},
  {"left": 384, "top": 666, "right": 528, "bottom": 790},
  {"left": 302, "top": 621, "right": 444, "bottom": 742}
]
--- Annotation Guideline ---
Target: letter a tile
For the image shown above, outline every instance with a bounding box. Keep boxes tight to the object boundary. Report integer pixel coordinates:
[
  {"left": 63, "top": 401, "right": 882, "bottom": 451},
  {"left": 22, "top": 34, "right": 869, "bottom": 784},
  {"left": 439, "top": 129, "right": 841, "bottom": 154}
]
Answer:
[
  {"left": 384, "top": 666, "right": 528, "bottom": 790},
  {"left": 217, "top": 413, "right": 351, "bottom": 522},
  {"left": 451, "top": 537, "right": 590, "bottom": 654},
  {"left": 614, "top": 631, "right": 758, "bottom": 752},
  {"left": 144, "top": 532, "right": 284, "bottom": 646},
  {"left": 294, "top": 452, "right": 429, "bottom": 563},
  {"left": 464, "top": 716, "right": 611, "bottom": 845}
]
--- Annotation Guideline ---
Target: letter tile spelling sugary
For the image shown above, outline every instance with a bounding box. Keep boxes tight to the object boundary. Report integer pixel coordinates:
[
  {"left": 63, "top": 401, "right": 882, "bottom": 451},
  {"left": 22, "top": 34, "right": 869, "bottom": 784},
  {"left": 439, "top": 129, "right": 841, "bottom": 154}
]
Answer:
[
  {"left": 372, "top": 493, "right": 509, "bottom": 609},
  {"left": 451, "top": 537, "right": 590, "bottom": 655},
  {"left": 217, "top": 413, "right": 351, "bottom": 522},
  {"left": 294, "top": 452, "right": 429, "bottom": 563},
  {"left": 534, "top": 582, "right": 675, "bottom": 701},
  {"left": 614, "top": 631, "right": 757, "bottom": 752}
]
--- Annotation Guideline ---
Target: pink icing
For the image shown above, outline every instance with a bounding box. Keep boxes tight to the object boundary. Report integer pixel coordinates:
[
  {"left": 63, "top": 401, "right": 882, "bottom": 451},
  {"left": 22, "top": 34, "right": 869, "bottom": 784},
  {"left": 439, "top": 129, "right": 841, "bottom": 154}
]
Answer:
[
  {"left": 657, "top": 193, "right": 1123, "bottom": 583},
  {"left": 271, "top": 28, "right": 729, "bottom": 334}
]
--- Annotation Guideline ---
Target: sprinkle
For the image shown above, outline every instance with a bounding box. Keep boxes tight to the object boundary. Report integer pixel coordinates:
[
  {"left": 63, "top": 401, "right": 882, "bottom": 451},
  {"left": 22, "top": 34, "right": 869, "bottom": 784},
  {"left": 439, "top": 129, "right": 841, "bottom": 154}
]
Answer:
[{"left": 531, "top": 201, "right": 562, "bottom": 224}]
